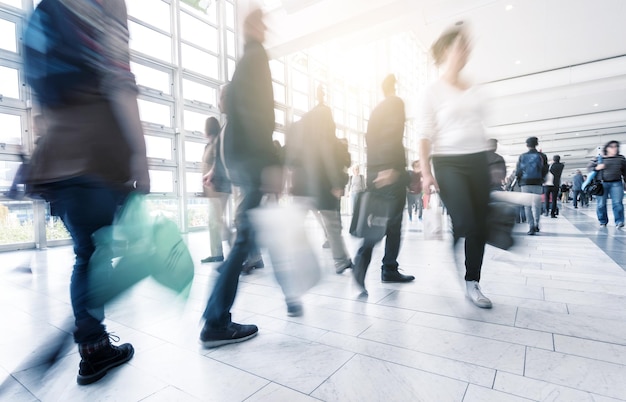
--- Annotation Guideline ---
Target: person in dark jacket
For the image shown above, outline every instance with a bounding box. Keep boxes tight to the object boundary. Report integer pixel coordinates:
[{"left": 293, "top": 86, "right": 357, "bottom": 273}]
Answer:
[
  {"left": 486, "top": 138, "right": 506, "bottom": 191},
  {"left": 571, "top": 170, "right": 584, "bottom": 208},
  {"left": 588, "top": 140, "right": 626, "bottom": 227},
  {"left": 406, "top": 160, "right": 423, "bottom": 221},
  {"left": 516, "top": 136, "right": 548, "bottom": 235},
  {"left": 289, "top": 85, "right": 353, "bottom": 274},
  {"left": 544, "top": 155, "right": 564, "bottom": 218},
  {"left": 200, "top": 8, "right": 279, "bottom": 348},
  {"left": 352, "top": 74, "right": 414, "bottom": 294}
]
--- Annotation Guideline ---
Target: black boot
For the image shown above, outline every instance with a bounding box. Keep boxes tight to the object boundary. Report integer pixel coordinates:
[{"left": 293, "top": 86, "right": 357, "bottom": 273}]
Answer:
[
  {"left": 381, "top": 266, "right": 415, "bottom": 283},
  {"left": 77, "top": 333, "right": 134, "bottom": 385}
]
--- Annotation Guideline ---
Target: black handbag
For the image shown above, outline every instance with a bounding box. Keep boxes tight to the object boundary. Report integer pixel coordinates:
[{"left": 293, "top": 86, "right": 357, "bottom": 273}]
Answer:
[
  {"left": 586, "top": 181, "right": 604, "bottom": 196},
  {"left": 486, "top": 202, "right": 517, "bottom": 250},
  {"left": 349, "top": 191, "right": 391, "bottom": 241}
]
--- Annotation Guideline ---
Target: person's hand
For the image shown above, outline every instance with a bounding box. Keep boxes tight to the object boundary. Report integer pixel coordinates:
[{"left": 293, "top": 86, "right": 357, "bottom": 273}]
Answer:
[
  {"left": 331, "top": 187, "right": 344, "bottom": 199},
  {"left": 421, "top": 173, "right": 439, "bottom": 193},
  {"left": 373, "top": 169, "right": 400, "bottom": 188},
  {"left": 596, "top": 163, "right": 605, "bottom": 171},
  {"left": 203, "top": 169, "right": 214, "bottom": 188},
  {"left": 128, "top": 154, "right": 150, "bottom": 193}
]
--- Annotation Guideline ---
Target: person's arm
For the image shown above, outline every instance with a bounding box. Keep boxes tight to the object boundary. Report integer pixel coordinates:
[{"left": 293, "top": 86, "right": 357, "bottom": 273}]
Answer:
[
  {"left": 420, "top": 139, "right": 438, "bottom": 192},
  {"left": 417, "top": 90, "right": 438, "bottom": 191}
]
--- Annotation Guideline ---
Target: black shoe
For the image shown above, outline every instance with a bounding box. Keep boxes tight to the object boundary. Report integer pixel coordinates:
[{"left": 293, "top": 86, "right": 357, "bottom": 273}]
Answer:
[
  {"left": 381, "top": 268, "right": 415, "bottom": 283},
  {"left": 77, "top": 334, "right": 134, "bottom": 385},
  {"left": 241, "top": 258, "right": 264, "bottom": 275},
  {"left": 551, "top": 215, "right": 557, "bottom": 219},
  {"left": 336, "top": 260, "right": 353, "bottom": 274},
  {"left": 352, "top": 261, "right": 367, "bottom": 294},
  {"left": 201, "top": 255, "right": 224, "bottom": 263},
  {"left": 527, "top": 227, "right": 536, "bottom": 235},
  {"left": 287, "top": 302, "right": 303, "bottom": 317},
  {"left": 322, "top": 240, "right": 330, "bottom": 249},
  {"left": 199, "top": 322, "right": 258, "bottom": 348}
]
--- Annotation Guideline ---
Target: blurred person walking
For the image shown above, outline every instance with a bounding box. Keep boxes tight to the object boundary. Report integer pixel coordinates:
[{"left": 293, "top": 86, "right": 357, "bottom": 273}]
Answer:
[
  {"left": 418, "top": 23, "right": 493, "bottom": 308},
  {"left": 352, "top": 74, "right": 414, "bottom": 294},
  {"left": 348, "top": 165, "right": 366, "bottom": 214},
  {"left": 23, "top": 0, "right": 149, "bottom": 384},
  {"left": 543, "top": 155, "right": 564, "bottom": 218},
  {"left": 406, "top": 160, "right": 423, "bottom": 221},
  {"left": 588, "top": 140, "right": 626, "bottom": 228},
  {"left": 200, "top": 8, "right": 283, "bottom": 347},
  {"left": 572, "top": 170, "right": 584, "bottom": 208},
  {"left": 516, "top": 137, "right": 548, "bottom": 235}
]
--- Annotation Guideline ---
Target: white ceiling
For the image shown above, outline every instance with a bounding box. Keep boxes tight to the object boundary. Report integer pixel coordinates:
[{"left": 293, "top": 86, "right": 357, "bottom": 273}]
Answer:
[{"left": 261, "top": 0, "right": 626, "bottom": 175}]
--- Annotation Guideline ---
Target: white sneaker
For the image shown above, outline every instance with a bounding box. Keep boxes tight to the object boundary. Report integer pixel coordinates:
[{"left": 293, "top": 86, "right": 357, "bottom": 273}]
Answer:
[{"left": 466, "top": 281, "right": 492, "bottom": 309}]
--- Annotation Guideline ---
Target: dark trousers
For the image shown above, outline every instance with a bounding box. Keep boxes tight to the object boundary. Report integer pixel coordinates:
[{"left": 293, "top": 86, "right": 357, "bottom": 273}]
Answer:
[
  {"left": 203, "top": 185, "right": 263, "bottom": 328},
  {"left": 406, "top": 192, "right": 423, "bottom": 220},
  {"left": 544, "top": 185, "right": 559, "bottom": 215},
  {"left": 433, "top": 152, "right": 490, "bottom": 282},
  {"left": 44, "top": 177, "right": 126, "bottom": 344},
  {"left": 353, "top": 180, "right": 406, "bottom": 276},
  {"left": 572, "top": 189, "right": 582, "bottom": 207}
]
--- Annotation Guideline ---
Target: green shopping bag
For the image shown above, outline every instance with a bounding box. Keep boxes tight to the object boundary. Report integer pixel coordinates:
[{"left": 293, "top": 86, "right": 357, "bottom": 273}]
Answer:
[{"left": 88, "top": 194, "right": 194, "bottom": 307}]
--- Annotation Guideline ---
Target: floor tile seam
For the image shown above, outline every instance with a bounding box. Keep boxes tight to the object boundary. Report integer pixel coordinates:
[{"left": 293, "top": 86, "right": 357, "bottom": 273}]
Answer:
[
  {"left": 0, "top": 372, "right": 40, "bottom": 402},
  {"left": 552, "top": 333, "right": 626, "bottom": 355},
  {"left": 513, "top": 321, "right": 626, "bottom": 348},
  {"left": 135, "top": 384, "right": 173, "bottom": 402},
  {"left": 465, "top": 383, "right": 537, "bottom": 402},
  {"left": 307, "top": 353, "right": 359, "bottom": 399}
]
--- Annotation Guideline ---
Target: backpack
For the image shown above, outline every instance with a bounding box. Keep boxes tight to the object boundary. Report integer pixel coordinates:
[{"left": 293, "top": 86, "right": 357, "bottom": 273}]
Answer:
[
  {"left": 23, "top": 0, "right": 100, "bottom": 107},
  {"left": 521, "top": 152, "right": 544, "bottom": 181}
]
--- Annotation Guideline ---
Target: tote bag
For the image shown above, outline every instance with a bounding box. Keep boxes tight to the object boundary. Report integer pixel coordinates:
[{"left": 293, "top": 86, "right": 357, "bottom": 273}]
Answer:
[
  {"left": 349, "top": 191, "right": 391, "bottom": 241},
  {"left": 422, "top": 192, "right": 443, "bottom": 240}
]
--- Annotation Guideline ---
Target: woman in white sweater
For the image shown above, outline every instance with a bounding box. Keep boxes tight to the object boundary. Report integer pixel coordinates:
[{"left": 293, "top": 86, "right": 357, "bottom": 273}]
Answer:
[{"left": 419, "top": 22, "right": 492, "bottom": 308}]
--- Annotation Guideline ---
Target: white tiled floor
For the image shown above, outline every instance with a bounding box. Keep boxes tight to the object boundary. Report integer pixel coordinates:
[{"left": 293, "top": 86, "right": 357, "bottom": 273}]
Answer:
[{"left": 1, "top": 202, "right": 626, "bottom": 401}]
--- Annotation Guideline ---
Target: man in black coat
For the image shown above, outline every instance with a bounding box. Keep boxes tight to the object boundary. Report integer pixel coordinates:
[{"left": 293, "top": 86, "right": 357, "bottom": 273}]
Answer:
[
  {"left": 199, "top": 8, "right": 279, "bottom": 348},
  {"left": 544, "top": 155, "right": 564, "bottom": 218},
  {"left": 352, "top": 74, "right": 414, "bottom": 294}
]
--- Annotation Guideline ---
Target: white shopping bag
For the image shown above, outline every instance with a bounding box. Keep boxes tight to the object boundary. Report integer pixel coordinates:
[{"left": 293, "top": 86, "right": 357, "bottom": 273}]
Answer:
[{"left": 422, "top": 192, "right": 444, "bottom": 240}]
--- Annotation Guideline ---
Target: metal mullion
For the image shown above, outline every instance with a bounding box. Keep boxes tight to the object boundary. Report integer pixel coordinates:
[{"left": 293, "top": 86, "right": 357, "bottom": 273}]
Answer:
[
  {"left": 180, "top": 39, "right": 220, "bottom": 59},
  {"left": 127, "top": 15, "right": 171, "bottom": 38}
]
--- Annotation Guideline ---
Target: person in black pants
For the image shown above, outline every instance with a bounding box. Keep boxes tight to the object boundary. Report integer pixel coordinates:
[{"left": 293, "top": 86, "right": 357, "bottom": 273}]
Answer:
[
  {"left": 352, "top": 74, "right": 414, "bottom": 294},
  {"left": 544, "top": 155, "right": 564, "bottom": 218}
]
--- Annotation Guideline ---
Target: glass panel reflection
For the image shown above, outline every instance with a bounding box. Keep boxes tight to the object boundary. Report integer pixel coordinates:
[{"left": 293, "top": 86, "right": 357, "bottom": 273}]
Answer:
[
  {"left": 183, "top": 109, "right": 212, "bottom": 133},
  {"left": 0, "top": 200, "right": 34, "bottom": 245},
  {"left": 145, "top": 135, "right": 172, "bottom": 160},
  {"left": 145, "top": 197, "right": 179, "bottom": 226},
  {"left": 0, "top": 65, "right": 19, "bottom": 99},
  {"left": 180, "top": 12, "right": 218, "bottom": 52},
  {"left": 0, "top": 18, "right": 16, "bottom": 53},
  {"left": 148, "top": 169, "right": 174, "bottom": 193},
  {"left": 131, "top": 62, "right": 171, "bottom": 95},
  {"left": 185, "top": 171, "right": 203, "bottom": 193},
  {"left": 137, "top": 99, "right": 171, "bottom": 127},
  {"left": 187, "top": 197, "right": 208, "bottom": 228},
  {"left": 182, "top": 79, "right": 217, "bottom": 106},
  {"left": 0, "top": 0, "right": 22, "bottom": 8},
  {"left": 181, "top": 44, "right": 219, "bottom": 78},
  {"left": 185, "top": 140, "right": 206, "bottom": 163},
  {"left": 126, "top": 0, "right": 171, "bottom": 32},
  {"left": 129, "top": 21, "right": 171, "bottom": 62},
  {"left": 0, "top": 113, "right": 22, "bottom": 145}
]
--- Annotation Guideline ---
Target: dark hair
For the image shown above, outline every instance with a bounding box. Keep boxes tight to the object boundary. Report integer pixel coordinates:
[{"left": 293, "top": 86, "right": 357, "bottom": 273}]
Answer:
[
  {"left": 553, "top": 155, "right": 560, "bottom": 162},
  {"left": 205, "top": 116, "right": 220, "bottom": 137},
  {"left": 603, "top": 140, "right": 620, "bottom": 155},
  {"left": 431, "top": 23, "right": 465, "bottom": 66}
]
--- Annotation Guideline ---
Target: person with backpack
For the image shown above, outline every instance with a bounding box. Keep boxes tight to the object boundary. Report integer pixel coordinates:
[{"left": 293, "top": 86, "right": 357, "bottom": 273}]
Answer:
[
  {"left": 587, "top": 140, "right": 626, "bottom": 228},
  {"left": 22, "top": 0, "right": 149, "bottom": 385},
  {"left": 516, "top": 136, "right": 549, "bottom": 235}
]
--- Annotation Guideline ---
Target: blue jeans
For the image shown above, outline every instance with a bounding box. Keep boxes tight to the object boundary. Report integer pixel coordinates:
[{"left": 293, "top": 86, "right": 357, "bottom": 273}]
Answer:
[
  {"left": 44, "top": 177, "right": 127, "bottom": 343},
  {"left": 597, "top": 181, "right": 625, "bottom": 225},
  {"left": 203, "top": 185, "right": 263, "bottom": 328}
]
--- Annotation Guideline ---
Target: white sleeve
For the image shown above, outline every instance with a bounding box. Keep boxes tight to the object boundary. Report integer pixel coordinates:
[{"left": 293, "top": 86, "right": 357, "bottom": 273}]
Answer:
[{"left": 417, "top": 87, "right": 437, "bottom": 142}]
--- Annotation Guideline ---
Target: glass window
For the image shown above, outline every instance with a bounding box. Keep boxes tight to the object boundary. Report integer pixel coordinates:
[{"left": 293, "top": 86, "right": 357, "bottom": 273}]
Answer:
[
  {"left": 183, "top": 109, "right": 212, "bottom": 133},
  {"left": 226, "top": 30, "right": 236, "bottom": 58},
  {"left": 275, "top": 108, "right": 285, "bottom": 127},
  {"left": 129, "top": 21, "right": 171, "bottom": 62},
  {"left": 184, "top": 140, "right": 206, "bottom": 163},
  {"left": 145, "top": 135, "right": 173, "bottom": 160},
  {"left": 0, "top": 160, "right": 21, "bottom": 192},
  {"left": 0, "top": 200, "right": 34, "bottom": 245},
  {"left": 0, "top": 18, "right": 16, "bottom": 53},
  {"left": 180, "top": 0, "right": 217, "bottom": 24},
  {"left": 349, "top": 114, "right": 358, "bottom": 130},
  {"left": 273, "top": 132, "right": 285, "bottom": 146},
  {"left": 126, "top": 0, "right": 171, "bottom": 32},
  {"left": 44, "top": 207, "right": 70, "bottom": 240},
  {"left": 0, "top": 113, "right": 22, "bottom": 145},
  {"left": 292, "top": 70, "right": 309, "bottom": 92},
  {"left": 185, "top": 171, "right": 203, "bottom": 193},
  {"left": 138, "top": 99, "right": 171, "bottom": 127},
  {"left": 187, "top": 198, "right": 208, "bottom": 228},
  {"left": 145, "top": 197, "right": 179, "bottom": 224},
  {"left": 0, "top": 65, "right": 19, "bottom": 99},
  {"left": 180, "top": 12, "right": 218, "bottom": 52},
  {"left": 182, "top": 79, "right": 217, "bottom": 106},
  {"left": 270, "top": 60, "right": 285, "bottom": 82},
  {"left": 148, "top": 169, "right": 174, "bottom": 193},
  {"left": 0, "top": 0, "right": 22, "bottom": 8},
  {"left": 181, "top": 44, "right": 219, "bottom": 78},
  {"left": 227, "top": 58, "right": 236, "bottom": 81},
  {"left": 273, "top": 82, "right": 285, "bottom": 104},
  {"left": 224, "top": 1, "right": 235, "bottom": 29},
  {"left": 131, "top": 62, "right": 171, "bottom": 95},
  {"left": 293, "top": 91, "right": 308, "bottom": 111}
]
